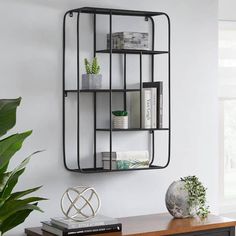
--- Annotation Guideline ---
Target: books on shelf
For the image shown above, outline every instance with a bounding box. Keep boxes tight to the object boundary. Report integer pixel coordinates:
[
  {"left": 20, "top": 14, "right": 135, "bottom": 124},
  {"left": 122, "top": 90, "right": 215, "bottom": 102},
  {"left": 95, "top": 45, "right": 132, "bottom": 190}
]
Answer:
[
  {"left": 102, "top": 151, "right": 149, "bottom": 170},
  {"left": 142, "top": 88, "right": 152, "bottom": 128},
  {"left": 130, "top": 81, "right": 163, "bottom": 129},
  {"left": 42, "top": 214, "right": 122, "bottom": 236},
  {"left": 143, "top": 81, "right": 163, "bottom": 129}
]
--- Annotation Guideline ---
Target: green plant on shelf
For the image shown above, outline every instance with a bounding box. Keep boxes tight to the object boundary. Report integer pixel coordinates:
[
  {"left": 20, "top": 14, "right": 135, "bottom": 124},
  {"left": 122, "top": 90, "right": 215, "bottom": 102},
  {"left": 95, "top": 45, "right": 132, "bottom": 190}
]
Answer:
[
  {"left": 181, "top": 175, "right": 210, "bottom": 218},
  {"left": 0, "top": 98, "right": 47, "bottom": 235},
  {"left": 84, "top": 57, "right": 100, "bottom": 74},
  {"left": 112, "top": 110, "right": 128, "bottom": 116}
]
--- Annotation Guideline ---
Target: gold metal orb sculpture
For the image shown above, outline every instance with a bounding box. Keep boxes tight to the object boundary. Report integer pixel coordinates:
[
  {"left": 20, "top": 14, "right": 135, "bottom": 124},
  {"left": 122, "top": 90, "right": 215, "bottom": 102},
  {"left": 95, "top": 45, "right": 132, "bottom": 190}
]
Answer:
[{"left": 60, "top": 186, "right": 101, "bottom": 222}]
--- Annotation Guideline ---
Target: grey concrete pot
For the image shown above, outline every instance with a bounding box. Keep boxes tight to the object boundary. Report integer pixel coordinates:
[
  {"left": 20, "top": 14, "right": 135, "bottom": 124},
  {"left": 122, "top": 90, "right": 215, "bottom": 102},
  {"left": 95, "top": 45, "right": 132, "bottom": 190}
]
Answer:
[
  {"left": 82, "top": 74, "right": 102, "bottom": 89},
  {"left": 165, "top": 180, "right": 197, "bottom": 218}
]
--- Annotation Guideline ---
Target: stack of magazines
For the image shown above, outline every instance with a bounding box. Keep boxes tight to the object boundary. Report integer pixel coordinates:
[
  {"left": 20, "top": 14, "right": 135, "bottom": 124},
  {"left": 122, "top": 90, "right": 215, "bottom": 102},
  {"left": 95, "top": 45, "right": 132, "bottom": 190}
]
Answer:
[
  {"left": 102, "top": 151, "right": 149, "bottom": 170},
  {"left": 41, "top": 215, "right": 122, "bottom": 235}
]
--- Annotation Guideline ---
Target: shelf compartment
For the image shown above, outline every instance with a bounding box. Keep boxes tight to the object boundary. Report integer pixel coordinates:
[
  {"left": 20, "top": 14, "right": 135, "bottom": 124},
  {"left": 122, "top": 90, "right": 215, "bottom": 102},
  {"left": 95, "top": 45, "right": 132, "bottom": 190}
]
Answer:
[
  {"left": 96, "top": 49, "right": 168, "bottom": 55},
  {"left": 70, "top": 7, "right": 167, "bottom": 17},
  {"left": 96, "top": 128, "right": 169, "bottom": 131},
  {"left": 68, "top": 165, "right": 164, "bottom": 173}
]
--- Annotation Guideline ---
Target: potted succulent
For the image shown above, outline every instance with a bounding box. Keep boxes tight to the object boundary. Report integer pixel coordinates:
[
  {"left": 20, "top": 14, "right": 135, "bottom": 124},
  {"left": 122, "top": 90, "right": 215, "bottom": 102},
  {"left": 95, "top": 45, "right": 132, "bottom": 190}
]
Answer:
[
  {"left": 82, "top": 57, "right": 102, "bottom": 89},
  {"left": 165, "top": 176, "right": 210, "bottom": 219},
  {"left": 0, "top": 98, "right": 46, "bottom": 235},
  {"left": 112, "top": 110, "right": 128, "bottom": 129}
]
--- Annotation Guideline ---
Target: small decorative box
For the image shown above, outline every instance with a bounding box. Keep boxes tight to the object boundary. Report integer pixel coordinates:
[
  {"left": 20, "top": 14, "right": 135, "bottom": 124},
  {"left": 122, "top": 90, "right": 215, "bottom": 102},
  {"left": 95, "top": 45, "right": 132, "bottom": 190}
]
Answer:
[{"left": 107, "top": 32, "right": 149, "bottom": 50}]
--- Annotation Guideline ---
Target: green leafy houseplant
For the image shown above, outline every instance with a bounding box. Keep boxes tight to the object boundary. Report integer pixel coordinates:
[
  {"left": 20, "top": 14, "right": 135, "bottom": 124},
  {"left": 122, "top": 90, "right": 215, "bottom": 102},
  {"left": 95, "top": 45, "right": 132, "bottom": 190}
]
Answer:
[
  {"left": 84, "top": 57, "right": 100, "bottom": 74},
  {"left": 181, "top": 176, "right": 210, "bottom": 218},
  {"left": 112, "top": 111, "right": 128, "bottom": 116},
  {"left": 82, "top": 57, "right": 102, "bottom": 89},
  {"left": 0, "top": 98, "right": 46, "bottom": 235}
]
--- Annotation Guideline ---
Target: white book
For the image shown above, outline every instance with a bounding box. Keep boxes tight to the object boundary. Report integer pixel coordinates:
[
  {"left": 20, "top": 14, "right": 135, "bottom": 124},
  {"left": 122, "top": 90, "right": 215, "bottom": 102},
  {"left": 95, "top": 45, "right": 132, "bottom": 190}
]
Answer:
[
  {"left": 142, "top": 89, "right": 152, "bottom": 129},
  {"left": 51, "top": 215, "right": 118, "bottom": 229},
  {"left": 116, "top": 151, "right": 149, "bottom": 161},
  {"left": 151, "top": 88, "right": 157, "bottom": 128},
  {"left": 102, "top": 151, "right": 149, "bottom": 161}
]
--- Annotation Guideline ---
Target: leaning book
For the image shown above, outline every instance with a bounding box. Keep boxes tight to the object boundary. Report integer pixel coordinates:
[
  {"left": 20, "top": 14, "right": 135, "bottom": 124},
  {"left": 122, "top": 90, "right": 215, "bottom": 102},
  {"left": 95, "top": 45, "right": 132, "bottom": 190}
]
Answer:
[{"left": 143, "top": 81, "right": 163, "bottom": 128}]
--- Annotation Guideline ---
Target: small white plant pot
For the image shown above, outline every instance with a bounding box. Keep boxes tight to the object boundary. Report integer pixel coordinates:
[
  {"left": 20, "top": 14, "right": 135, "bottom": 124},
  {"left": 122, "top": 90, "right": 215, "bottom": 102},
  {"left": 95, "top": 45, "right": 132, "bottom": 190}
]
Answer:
[
  {"left": 82, "top": 74, "right": 102, "bottom": 89},
  {"left": 113, "top": 116, "right": 128, "bottom": 129}
]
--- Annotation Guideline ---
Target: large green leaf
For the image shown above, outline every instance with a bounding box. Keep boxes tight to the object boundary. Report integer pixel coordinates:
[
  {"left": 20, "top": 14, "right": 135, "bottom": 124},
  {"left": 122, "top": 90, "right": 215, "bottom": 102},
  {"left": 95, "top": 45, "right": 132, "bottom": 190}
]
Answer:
[
  {"left": 7, "top": 186, "right": 42, "bottom": 201},
  {"left": 0, "top": 197, "right": 45, "bottom": 223},
  {"left": 0, "top": 98, "right": 21, "bottom": 137},
  {"left": 0, "top": 131, "right": 32, "bottom": 174},
  {"left": 0, "top": 172, "right": 11, "bottom": 192},
  {"left": 0, "top": 151, "right": 43, "bottom": 199},
  {"left": 0, "top": 203, "right": 37, "bottom": 234},
  {"left": 0, "top": 169, "right": 25, "bottom": 199}
]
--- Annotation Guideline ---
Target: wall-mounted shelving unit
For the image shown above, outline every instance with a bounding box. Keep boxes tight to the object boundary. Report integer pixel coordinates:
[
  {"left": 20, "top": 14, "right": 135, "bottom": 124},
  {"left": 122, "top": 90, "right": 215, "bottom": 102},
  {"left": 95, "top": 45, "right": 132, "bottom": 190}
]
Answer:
[{"left": 62, "top": 7, "right": 171, "bottom": 173}]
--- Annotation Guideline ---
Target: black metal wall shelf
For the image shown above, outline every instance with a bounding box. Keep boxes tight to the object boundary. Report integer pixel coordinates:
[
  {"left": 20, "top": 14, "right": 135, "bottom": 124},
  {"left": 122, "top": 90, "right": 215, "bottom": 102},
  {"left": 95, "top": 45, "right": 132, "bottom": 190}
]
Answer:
[{"left": 62, "top": 7, "right": 171, "bottom": 173}]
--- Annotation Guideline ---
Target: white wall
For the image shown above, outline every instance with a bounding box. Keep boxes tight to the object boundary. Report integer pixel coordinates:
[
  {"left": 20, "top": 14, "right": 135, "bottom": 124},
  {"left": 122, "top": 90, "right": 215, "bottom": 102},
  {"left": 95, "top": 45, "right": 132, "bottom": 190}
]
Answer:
[
  {"left": 219, "top": 0, "right": 236, "bottom": 20},
  {"left": 0, "top": 0, "right": 218, "bottom": 235}
]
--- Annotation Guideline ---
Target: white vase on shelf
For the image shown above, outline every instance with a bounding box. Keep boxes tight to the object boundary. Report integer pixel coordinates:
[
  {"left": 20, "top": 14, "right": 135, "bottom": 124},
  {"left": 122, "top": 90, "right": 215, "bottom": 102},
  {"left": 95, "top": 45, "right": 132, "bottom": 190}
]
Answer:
[{"left": 113, "top": 116, "right": 128, "bottom": 129}]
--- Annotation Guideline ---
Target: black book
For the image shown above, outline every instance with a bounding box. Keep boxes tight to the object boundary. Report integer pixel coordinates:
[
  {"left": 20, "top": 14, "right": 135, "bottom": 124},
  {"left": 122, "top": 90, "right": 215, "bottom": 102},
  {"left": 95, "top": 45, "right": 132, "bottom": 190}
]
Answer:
[
  {"left": 143, "top": 81, "right": 163, "bottom": 129},
  {"left": 42, "top": 221, "right": 122, "bottom": 236}
]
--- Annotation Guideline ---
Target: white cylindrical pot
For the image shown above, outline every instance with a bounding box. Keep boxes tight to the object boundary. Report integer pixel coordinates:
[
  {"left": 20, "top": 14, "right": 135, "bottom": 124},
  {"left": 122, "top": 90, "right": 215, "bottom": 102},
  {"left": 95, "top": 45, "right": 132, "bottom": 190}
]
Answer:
[{"left": 113, "top": 116, "right": 128, "bottom": 129}]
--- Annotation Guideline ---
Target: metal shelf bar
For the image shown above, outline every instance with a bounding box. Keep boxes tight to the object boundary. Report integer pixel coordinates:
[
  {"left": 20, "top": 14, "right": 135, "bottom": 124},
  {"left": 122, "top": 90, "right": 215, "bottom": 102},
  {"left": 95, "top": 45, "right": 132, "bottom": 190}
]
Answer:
[
  {"left": 62, "top": 12, "right": 67, "bottom": 170},
  {"left": 109, "top": 11, "right": 113, "bottom": 171},
  {"left": 65, "top": 89, "right": 140, "bottom": 93},
  {"left": 96, "top": 49, "right": 168, "bottom": 55},
  {"left": 96, "top": 128, "right": 169, "bottom": 131},
  {"left": 124, "top": 53, "right": 127, "bottom": 110},
  {"left": 139, "top": 53, "right": 143, "bottom": 128},
  {"left": 150, "top": 16, "right": 155, "bottom": 165},
  {"left": 66, "top": 165, "right": 164, "bottom": 173},
  {"left": 93, "top": 13, "right": 97, "bottom": 169},
  {"left": 67, "top": 7, "right": 167, "bottom": 17},
  {"left": 76, "top": 12, "right": 81, "bottom": 170}
]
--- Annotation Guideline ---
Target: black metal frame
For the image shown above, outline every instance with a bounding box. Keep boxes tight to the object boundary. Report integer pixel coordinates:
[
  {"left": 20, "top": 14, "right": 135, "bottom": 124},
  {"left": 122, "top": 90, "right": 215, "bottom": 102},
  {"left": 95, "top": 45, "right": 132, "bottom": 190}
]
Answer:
[{"left": 62, "top": 7, "right": 171, "bottom": 173}]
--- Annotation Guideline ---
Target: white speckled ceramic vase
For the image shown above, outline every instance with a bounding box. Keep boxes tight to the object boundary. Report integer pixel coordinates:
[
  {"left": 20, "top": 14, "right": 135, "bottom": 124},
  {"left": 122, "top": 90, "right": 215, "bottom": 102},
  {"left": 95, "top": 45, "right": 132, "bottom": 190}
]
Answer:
[{"left": 113, "top": 116, "right": 128, "bottom": 129}]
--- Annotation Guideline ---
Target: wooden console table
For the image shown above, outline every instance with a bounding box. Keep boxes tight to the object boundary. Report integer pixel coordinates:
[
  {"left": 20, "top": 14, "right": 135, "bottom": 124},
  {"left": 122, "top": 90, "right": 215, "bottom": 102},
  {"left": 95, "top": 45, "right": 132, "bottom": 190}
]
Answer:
[{"left": 25, "top": 213, "right": 236, "bottom": 236}]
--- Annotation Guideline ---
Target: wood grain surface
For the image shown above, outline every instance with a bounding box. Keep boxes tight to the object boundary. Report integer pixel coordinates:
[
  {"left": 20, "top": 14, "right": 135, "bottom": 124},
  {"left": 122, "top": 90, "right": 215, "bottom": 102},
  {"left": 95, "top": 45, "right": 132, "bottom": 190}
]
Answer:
[{"left": 25, "top": 213, "right": 236, "bottom": 236}]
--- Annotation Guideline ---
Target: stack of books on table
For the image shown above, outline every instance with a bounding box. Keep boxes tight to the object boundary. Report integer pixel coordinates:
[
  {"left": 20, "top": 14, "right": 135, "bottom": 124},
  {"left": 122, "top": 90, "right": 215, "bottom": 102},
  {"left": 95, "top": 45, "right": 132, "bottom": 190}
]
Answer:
[
  {"left": 102, "top": 151, "right": 149, "bottom": 170},
  {"left": 41, "top": 215, "right": 122, "bottom": 235}
]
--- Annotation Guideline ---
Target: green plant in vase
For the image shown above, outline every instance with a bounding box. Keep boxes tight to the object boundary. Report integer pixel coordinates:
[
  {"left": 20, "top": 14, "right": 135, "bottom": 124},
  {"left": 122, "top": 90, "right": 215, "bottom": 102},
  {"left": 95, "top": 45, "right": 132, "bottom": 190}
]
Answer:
[
  {"left": 82, "top": 57, "right": 102, "bottom": 89},
  {"left": 112, "top": 110, "right": 128, "bottom": 129},
  {"left": 165, "top": 175, "right": 210, "bottom": 219},
  {"left": 181, "top": 176, "right": 210, "bottom": 218},
  {"left": 0, "top": 98, "right": 46, "bottom": 235}
]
